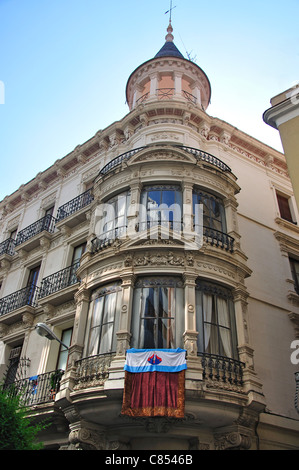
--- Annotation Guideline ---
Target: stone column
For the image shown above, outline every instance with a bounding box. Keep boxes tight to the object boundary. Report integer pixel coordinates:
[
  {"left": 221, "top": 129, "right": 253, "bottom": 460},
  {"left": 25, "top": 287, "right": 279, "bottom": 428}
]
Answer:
[
  {"left": 174, "top": 72, "right": 183, "bottom": 97},
  {"left": 127, "top": 182, "right": 142, "bottom": 240},
  {"left": 149, "top": 72, "right": 159, "bottom": 98},
  {"left": 183, "top": 273, "right": 198, "bottom": 356}
]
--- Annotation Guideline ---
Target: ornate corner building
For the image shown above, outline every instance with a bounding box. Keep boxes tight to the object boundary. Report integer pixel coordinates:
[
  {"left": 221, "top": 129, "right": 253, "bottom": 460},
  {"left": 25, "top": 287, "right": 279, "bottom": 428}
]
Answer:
[{"left": 0, "top": 22, "right": 298, "bottom": 450}]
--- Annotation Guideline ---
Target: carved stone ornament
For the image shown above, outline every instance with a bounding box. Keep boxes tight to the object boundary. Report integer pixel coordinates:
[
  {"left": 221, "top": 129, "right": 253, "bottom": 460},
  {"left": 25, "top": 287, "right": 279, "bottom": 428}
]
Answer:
[
  {"left": 214, "top": 429, "right": 252, "bottom": 450},
  {"left": 68, "top": 426, "right": 107, "bottom": 450}
]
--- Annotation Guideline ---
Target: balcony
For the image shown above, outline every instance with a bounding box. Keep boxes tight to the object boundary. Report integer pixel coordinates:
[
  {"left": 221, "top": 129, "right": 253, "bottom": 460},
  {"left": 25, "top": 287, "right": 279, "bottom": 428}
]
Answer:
[
  {"left": 0, "top": 238, "right": 15, "bottom": 257},
  {"left": 14, "top": 214, "right": 56, "bottom": 251},
  {"left": 3, "top": 369, "right": 64, "bottom": 407},
  {"left": 136, "top": 88, "right": 197, "bottom": 105},
  {"left": 0, "top": 285, "right": 40, "bottom": 322},
  {"left": 74, "top": 353, "right": 115, "bottom": 391},
  {"left": 198, "top": 352, "right": 245, "bottom": 388},
  {"left": 56, "top": 189, "right": 94, "bottom": 228},
  {"left": 98, "top": 144, "right": 232, "bottom": 179},
  {"left": 203, "top": 226, "right": 234, "bottom": 252},
  {"left": 39, "top": 261, "right": 80, "bottom": 305}
]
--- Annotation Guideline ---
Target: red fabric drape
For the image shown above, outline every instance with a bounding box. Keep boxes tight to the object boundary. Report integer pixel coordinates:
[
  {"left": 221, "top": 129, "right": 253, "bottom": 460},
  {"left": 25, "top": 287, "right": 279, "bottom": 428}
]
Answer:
[{"left": 121, "top": 370, "right": 185, "bottom": 418}]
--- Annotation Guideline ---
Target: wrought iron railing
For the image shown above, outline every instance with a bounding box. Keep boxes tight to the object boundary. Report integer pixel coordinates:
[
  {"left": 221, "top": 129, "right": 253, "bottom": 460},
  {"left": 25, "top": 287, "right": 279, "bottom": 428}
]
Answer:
[
  {"left": 56, "top": 189, "right": 94, "bottom": 223},
  {"left": 3, "top": 369, "right": 64, "bottom": 406},
  {"left": 0, "top": 285, "right": 40, "bottom": 316},
  {"left": 99, "top": 147, "right": 145, "bottom": 176},
  {"left": 15, "top": 214, "right": 56, "bottom": 246},
  {"left": 91, "top": 226, "right": 127, "bottom": 253},
  {"left": 182, "top": 90, "right": 197, "bottom": 104},
  {"left": 39, "top": 261, "right": 80, "bottom": 299},
  {"left": 198, "top": 352, "right": 245, "bottom": 387},
  {"left": 176, "top": 145, "right": 232, "bottom": 172},
  {"left": 136, "top": 92, "right": 150, "bottom": 105},
  {"left": 74, "top": 353, "right": 114, "bottom": 390},
  {"left": 0, "top": 238, "right": 15, "bottom": 256},
  {"left": 203, "top": 226, "right": 234, "bottom": 252},
  {"left": 135, "top": 220, "right": 184, "bottom": 232},
  {"left": 98, "top": 145, "right": 231, "bottom": 178},
  {"left": 157, "top": 87, "right": 175, "bottom": 100}
]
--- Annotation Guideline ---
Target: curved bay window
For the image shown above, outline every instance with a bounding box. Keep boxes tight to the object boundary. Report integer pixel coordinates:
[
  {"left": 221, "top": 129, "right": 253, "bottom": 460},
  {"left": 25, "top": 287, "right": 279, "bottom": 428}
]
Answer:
[
  {"left": 86, "top": 283, "right": 122, "bottom": 356},
  {"left": 131, "top": 277, "right": 184, "bottom": 349},
  {"left": 192, "top": 188, "right": 226, "bottom": 233},
  {"left": 139, "top": 185, "right": 182, "bottom": 231},
  {"left": 196, "top": 280, "right": 238, "bottom": 359}
]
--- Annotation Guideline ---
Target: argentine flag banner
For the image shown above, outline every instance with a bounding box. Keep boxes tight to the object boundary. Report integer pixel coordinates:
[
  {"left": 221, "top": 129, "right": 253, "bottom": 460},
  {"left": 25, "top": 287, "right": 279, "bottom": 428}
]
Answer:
[{"left": 124, "top": 348, "right": 187, "bottom": 373}]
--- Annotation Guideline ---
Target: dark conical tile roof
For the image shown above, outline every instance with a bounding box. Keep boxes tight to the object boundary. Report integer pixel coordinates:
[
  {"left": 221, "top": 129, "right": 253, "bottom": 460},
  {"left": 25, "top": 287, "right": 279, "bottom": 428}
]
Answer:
[{"left": 155, "top": 41, "right": 184, "bottom": 59}]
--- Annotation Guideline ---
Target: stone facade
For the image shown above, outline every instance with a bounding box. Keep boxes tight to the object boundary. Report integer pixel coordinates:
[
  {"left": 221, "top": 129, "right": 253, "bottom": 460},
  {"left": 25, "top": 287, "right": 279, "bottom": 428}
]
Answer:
[{"left": 0, "top": 24, "right": 298, "bottom": 450}]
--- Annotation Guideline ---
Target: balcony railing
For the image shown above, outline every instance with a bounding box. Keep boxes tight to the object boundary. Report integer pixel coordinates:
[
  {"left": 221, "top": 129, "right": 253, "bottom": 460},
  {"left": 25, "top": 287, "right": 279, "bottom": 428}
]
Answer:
[
  {"left": 98, "top": 147, "right": 145, "bottom": 176},
  {"left": 176, "top": 145, "right": 232, "bottom": 172},
  {"left": 15, "top": 214, "right": 56, "bottom": 246},
  {"left": 98, "top": 145, "right": 232, "bottom": 179},
  {"left": 74, "top": 353, "right": 114, "bottom": 390},
  {"left": 203, "top": 226, "right": 234, "bottom": 252},
  {"left": 91, "top": 226, "right": 127, "bottom": 253},
  {"left": 0, "top": 238, "right": 15, "bottom": 256},
  {"left": 198, "top": 352, "right": 245, "bottom": 387},
  {"left": 3, "top": 369, "right": 64, "bottom": 406},
  {"left": 56, "top": 189, "right": 94, "bottom": 223},
  {"left": 39, "top": 261, "right": 80, "bottom": 299},
  {"left": 0, "top": 285, "right": 40, "bottom": 316}
]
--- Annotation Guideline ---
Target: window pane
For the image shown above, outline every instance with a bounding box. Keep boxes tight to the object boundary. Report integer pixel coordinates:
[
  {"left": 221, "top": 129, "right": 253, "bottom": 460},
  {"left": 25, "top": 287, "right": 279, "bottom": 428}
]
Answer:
[
  {"left": 196, "top": 281, "right": 237, "bottom": 359},
  {"left": 99, "top": 323, "right": 114, "bottom": 354},
  {"left": 133, "top": 278, "right": 183, "bottom": 349}
]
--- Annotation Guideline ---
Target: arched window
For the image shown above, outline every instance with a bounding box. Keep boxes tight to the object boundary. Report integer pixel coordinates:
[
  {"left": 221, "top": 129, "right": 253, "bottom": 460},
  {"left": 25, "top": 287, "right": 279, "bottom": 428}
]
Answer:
[
  {"left": 196, "top": 280, "right": 238, "bottom": 359},
  {"left": 131, "top": 277, "right": 184, "bottom": 349},
  {"left": 86, "top": 283, "right": 122, "bottom": 356}
]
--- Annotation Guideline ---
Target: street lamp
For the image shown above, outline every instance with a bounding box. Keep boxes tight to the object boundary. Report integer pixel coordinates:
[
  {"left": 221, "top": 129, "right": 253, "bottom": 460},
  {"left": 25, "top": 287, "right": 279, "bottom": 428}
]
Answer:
[{"left": 35, "top": 322, "right": 69, "bottom": 349}]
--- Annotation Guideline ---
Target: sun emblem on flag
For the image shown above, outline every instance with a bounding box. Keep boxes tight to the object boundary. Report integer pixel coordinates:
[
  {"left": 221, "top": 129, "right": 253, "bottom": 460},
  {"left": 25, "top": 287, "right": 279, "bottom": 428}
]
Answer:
[{"left": 147, "top": 353, "right": 162, "bottom": 365}]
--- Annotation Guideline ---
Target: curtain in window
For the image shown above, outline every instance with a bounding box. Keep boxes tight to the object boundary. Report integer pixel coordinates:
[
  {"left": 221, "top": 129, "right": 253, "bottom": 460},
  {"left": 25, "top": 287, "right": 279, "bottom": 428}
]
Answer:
[
  {"left": 86, "top": 284, "right": 121, "bottom": 356},
  {"left": 196, "top": 281, "right": 237, "bottom": 359},
  {"left": 132, "top": 278, "right": 183, "bottom": 350}
]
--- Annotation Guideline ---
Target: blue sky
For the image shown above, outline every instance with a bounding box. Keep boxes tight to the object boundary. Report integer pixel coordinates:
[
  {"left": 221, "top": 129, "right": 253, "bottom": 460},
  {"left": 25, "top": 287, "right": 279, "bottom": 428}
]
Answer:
[{"left": 0, "top": 0, "right": 298, "bottom": 201}]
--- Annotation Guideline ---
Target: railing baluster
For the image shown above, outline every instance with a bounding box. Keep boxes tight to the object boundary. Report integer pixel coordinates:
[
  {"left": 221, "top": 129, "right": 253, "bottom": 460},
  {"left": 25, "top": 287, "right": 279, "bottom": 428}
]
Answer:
[{"left": 197, "top": 352, "right": 245, "bottom": 387}]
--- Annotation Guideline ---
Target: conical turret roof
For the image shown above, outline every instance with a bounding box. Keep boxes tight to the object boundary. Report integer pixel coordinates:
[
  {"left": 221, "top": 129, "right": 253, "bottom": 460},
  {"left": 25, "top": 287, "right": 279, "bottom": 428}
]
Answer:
[{"left": 154, "top": 21, "right": 184, "bottom": 59}]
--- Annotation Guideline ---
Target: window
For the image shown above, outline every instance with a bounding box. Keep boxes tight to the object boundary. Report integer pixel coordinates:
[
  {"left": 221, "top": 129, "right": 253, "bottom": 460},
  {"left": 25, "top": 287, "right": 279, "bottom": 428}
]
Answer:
[
  {"left": 98, "top": 191, "right": 131, "bottom": 241},
  {"left": 276, "top": 192, "right": 295, "bottom": 223},
  {"left": 193, "top": 188, "right": 226, "bottom": 232},
  {"left": 72, "top": 242, "right": 86, "bottom": 264},
  {"left": 9, "top": 228, "right": 18, "bottom": 240},
  {"left": 290, "top": 258, "right": 299, "bottom": 295},
  {"left": 45, "top": 206, "right": 54, "bottom": 217},
  {"left": 57, "top": 328, "right": 72, "bottom": 370},
  {"left": 140, "top": 185, "right": 182, "bottom": 231},
  {"left": 131, "top": 277, "right": 184, "bottom": 349},
  {"left": 196, "top": 280, "right": 238, "bottom": 359},
  {"left": 26, "top": 265, "right": 40, "bottom": 305},
  {"left": 86, "top": 283, "right": 122, "bottom": 356}
]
